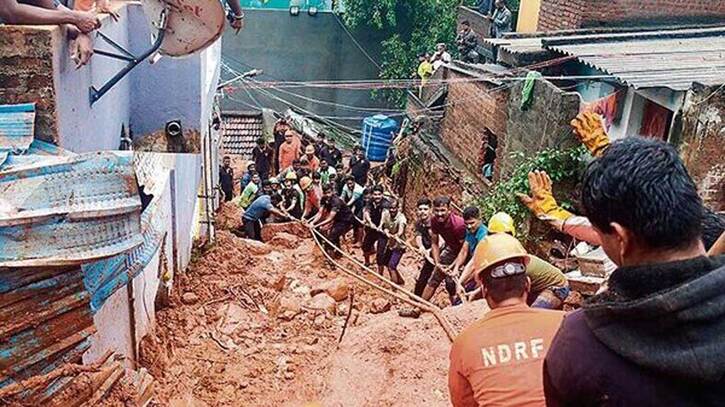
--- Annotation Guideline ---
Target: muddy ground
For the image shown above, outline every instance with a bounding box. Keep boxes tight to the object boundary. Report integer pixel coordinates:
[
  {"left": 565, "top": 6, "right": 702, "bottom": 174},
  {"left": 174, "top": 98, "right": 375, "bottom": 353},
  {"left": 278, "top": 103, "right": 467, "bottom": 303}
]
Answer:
[{"left": 128, "top": 203, "right": 487, "bottom": 406}]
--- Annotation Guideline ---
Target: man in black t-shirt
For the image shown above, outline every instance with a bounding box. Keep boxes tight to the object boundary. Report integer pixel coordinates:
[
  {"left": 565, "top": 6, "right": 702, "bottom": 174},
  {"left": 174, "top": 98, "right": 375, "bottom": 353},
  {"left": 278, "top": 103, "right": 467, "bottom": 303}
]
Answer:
[
  {"left": 312, "top": 183, "right": 354, "bottom": 258},
  {"left": 349, "top": 146, "right": 371, "bottom": 186},
  {"left": 252, "top": 137, "right": 274, "bottom": 180},
  {"left": 219, "top": 156, "right": 235, "bottom": 202},
  {"left": 362, "top": 185, "right": 390, "bottom": 274}
]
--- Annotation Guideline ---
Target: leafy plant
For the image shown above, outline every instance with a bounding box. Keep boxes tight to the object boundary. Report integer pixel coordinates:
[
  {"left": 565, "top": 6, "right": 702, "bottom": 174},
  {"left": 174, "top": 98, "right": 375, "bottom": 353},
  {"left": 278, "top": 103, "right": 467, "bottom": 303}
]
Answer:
[{"left": 473, "top": 146, "right": 587, "bottom": 230}]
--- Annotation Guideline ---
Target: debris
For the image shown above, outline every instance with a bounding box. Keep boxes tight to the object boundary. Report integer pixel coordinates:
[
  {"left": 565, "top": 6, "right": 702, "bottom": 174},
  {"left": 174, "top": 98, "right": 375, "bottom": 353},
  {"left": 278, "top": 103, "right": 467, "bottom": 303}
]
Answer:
[
  {"left": 269, "top": 232, "right": 300, "bottom": 249},
  {"left": 304, "top": 293, "right": 337, "bottom": 315},
  {"left": 311, "top": 278, "right": 350, "bottom": 302},
  {"left": 181, "top": 292, "right": 199, "bottom": 305},
  {"left": 240, "top": 238, "right": 272, "bottom": 255},
  {"left": 370, "top": 298, "right": 391, "bottom": 314},
  {"left": 216, "top": 303, "right": 247, "bottom": 335},
  {"left": 277, "top": 295, "right": 303, "bottom": 321},
  {"left": 398, "top": 306, "right": 422, "bottom": 319}
]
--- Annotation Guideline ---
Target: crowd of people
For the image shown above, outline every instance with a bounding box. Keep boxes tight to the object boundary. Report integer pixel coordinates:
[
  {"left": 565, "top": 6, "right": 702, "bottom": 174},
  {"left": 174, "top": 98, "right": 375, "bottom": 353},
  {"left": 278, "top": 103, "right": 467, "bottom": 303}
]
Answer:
[{"left": 220, "top": 111, "right": 725, "bottom": 406}]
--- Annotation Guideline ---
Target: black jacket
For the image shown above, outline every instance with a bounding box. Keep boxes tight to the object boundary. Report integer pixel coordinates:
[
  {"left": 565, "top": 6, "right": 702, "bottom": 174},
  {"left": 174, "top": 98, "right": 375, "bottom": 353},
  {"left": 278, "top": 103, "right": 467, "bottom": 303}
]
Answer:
[{"left": 544, "top": 255, "right": 725, "bottom": 406}]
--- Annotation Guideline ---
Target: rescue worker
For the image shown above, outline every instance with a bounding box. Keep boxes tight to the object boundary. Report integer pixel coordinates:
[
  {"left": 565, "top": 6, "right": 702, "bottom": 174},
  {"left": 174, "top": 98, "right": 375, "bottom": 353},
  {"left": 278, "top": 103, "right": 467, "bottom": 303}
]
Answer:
[
  {"left": 282, "top": 172, "right": 304, "bottom": 220},
  {"left": 238, "top": 171, "right": 261, "bottom": 209},
  {"left": 300, "top": 176, "right": 320, "bottom": 220},
  {"left": 413, "top": 198, "right": 440, "bottom": 296},
  {"left": 459, "top": 212, "right": 570, "bottom": 309},
  {"left": 422, "top": 196, "right": 465, "bottom": 305},
  {"left": 311, "top": 183, "right": 355, "bottom": 258},
  {"left": 543, "top": 137, "right": 725, "bottom": 405},
  {"left": 341, "top": 176, "right": 366, "bottom": 246},
  {"left": 242, "top": 193, "right": 286, "bottom": 241},
  {"left": 362, "top": 185, "right": 390, "bottom": 273},
  {"left": 449, "top": 233, "right": 565, "bottom": 407},
  {"left": 381, "top": 199, "right": 407, "bottom": 285},
  {"left": 451, "top": 206, "right": 488, "bottom": 288},
  {"left": 303, "top": 144, "right": 321, "bottom": 172}
]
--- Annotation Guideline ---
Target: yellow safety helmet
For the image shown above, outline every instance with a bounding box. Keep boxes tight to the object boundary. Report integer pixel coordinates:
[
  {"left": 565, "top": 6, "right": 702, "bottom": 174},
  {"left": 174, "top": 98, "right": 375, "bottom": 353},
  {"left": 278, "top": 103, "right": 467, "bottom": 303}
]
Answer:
[
  {"left": 488, "top": 212, "right": 516, "bottom": 236},
  {"left": 471, "top": 233, "right": 529, "bottom": 275},
  {"left": 299, "top": 176, "right": 313, "bottom": 191},
  {"left": 285, "top": 171, "right": 298, "bottom": 181}
]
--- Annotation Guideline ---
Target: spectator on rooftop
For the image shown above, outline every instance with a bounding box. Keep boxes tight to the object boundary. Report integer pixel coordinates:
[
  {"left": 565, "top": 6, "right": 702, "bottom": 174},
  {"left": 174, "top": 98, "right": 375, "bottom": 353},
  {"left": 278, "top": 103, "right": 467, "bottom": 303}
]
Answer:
[
  {"left": 416, "top": 52, "right": 433, "bottom": 97},
  {"left": 490, "top": 0, "right": 512, "bottom": 38},
  {"left": 456, "top": 20, "right": 480, "bottom": 64},
  {"left": 0, "top": 0, "right": 101, "bottom": 67},
  {"left": 431, "top": 43, "right": 452, "bottom": 71}
]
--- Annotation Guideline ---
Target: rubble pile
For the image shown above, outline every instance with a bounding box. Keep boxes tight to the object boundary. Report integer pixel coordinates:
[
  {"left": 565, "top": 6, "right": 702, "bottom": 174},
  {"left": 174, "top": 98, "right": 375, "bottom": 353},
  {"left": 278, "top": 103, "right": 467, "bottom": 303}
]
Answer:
[{"left": 139, "top": 206, "right": 470, "bottom": 405}]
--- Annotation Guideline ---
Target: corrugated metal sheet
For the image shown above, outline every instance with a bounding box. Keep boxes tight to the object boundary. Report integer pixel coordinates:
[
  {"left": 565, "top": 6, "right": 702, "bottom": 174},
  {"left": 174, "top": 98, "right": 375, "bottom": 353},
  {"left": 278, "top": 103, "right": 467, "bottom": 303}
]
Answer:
[
  {"left": 544, "top": 27, "right": 725, "bottom": 90},
  {"left": 0, "top": 151, "right": 143, "bottom": 267},
  {"left": 0, "top": 103, "right": 35, "bottom": 156},
  {"left": 221, "top": 111, "right": 263, "bottom": 158},
  {"left": 82, "top": 170, "right": 170, "bottom": 312},
  {"left": 0, "top": 266, "right": 95, "bottom": 399}
]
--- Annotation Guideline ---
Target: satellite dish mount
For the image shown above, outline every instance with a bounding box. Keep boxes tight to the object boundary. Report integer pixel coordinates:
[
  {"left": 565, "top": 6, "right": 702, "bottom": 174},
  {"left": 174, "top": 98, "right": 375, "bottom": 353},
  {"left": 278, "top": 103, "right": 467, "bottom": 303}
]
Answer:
[{"left": 89, "top": 7, "right": 169, "bottom": 106}]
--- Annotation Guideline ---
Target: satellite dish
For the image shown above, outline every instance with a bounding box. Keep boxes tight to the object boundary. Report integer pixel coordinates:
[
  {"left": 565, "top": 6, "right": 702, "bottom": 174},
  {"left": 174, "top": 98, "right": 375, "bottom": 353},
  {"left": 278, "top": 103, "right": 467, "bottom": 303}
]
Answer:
[
  {"left": 90, "top": 0, "right": 226, "bottom": 104},
  {"left": 142, "top": 0, "right": 226, "bottom": 57}
]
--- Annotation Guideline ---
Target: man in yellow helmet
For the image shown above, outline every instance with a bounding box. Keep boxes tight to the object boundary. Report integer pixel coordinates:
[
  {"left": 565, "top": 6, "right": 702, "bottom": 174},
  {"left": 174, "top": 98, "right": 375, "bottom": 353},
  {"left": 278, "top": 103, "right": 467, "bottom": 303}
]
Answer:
[
  {"left": 449, "top": 233, "right": 565, "bottom": 407},
  {"left": 459, "top": 212, "right": 570, "bottom": 310}
]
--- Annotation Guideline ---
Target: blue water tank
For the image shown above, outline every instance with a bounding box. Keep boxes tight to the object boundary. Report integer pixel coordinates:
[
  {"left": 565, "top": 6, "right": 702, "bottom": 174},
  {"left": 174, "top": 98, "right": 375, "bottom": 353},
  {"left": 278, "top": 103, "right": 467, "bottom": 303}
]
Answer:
[{"left": 361, "top": 114, "right": 398, "bottom": 162}]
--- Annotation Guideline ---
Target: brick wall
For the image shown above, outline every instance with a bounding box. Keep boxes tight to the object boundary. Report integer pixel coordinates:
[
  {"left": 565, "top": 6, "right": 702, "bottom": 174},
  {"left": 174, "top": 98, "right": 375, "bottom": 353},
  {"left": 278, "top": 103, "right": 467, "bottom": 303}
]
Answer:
[
  {"left": 503, "top": 77, "right": 580, "bottom": 175},
  {"left": 680, "top": 84, "right": 725, "bottom": 211},
  {"left": 538, "top": 0, "right": 725, "bottom": 31},
  {"left": 0, "top": 26, "right": 60, "bottom": 143},
  {"left": 438, "top": 70, "right": 509, "bottom": 181}
]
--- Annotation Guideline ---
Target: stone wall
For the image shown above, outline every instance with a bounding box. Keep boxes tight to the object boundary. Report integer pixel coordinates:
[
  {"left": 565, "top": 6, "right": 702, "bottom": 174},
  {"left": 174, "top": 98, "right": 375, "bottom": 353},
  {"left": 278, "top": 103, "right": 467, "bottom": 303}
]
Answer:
[
  {"left": 680, "top": 84, "right": 725, "bottom": 211},
  {"left": 538, "top": 0, "right": 725, "bottom": 31},
  {"left": 457, "top": 6, "right": 493, "bottom": 39},
  {"left": 503, "top": 77, "right": 580, "bottom": 175},
  {"left": 438, "top": 69, "right": 509, "bottom": 182}
]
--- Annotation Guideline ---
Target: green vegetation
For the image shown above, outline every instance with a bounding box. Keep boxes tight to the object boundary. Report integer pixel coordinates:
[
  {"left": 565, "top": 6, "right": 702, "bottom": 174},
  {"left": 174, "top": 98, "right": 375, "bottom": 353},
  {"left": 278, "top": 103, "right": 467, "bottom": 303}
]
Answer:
[
  {"left": 341, "top": 0, "right": 461, "bottom": 106},
  {"left": 474, "top": 146, "right": 588, "bottom": 228}
]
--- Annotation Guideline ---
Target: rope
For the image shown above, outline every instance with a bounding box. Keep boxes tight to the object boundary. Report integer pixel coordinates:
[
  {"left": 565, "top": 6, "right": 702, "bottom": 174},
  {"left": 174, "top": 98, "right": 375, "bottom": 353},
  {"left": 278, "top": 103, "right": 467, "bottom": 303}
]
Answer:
[{"left": 304, "top": 222, "right": 457, "bottom": 342}]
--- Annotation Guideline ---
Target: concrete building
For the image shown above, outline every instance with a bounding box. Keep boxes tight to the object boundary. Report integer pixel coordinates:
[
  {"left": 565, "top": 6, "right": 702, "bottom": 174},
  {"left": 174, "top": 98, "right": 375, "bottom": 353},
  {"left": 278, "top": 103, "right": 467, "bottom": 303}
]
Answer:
[{"left": 0, "top": 2, "right": 223, "bottom": 402}]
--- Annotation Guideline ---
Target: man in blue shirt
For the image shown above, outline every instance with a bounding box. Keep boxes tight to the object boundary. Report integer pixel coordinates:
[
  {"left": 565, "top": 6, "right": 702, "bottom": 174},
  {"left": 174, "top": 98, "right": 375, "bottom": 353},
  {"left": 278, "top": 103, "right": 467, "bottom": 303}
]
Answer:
[
  {"left": 242, "top": 193, "right": 286, "bottom": 241},
  {"left": 451, "top": 206, "right": 488, "bottom": 281}
]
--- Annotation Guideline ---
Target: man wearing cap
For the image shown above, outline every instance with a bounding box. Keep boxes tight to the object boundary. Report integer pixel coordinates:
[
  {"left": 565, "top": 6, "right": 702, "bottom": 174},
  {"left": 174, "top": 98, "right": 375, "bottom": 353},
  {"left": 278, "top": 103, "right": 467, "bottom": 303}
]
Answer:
[
  {"left": 448, "top": 234, "right": 565, "bottom": 407},
  {"left": 303, "top": 144, "right": 321, "bottom": 172}
]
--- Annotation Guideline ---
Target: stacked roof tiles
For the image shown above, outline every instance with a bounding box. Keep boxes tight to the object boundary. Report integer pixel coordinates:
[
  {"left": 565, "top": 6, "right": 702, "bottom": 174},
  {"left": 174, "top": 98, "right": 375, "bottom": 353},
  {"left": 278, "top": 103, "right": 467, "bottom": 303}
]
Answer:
[{"left": 221, "top": 111, "right": 264, "bottom": 159}]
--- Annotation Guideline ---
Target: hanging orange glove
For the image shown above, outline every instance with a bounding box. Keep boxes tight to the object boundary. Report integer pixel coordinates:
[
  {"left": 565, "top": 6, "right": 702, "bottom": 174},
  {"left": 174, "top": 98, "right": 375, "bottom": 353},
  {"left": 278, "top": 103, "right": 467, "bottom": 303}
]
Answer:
[
  {"left": 570, "top": 112, "right": 610, "bottom": 157},
  {"left": 517, "top": 170, "right": 573, "bottom": 222}
]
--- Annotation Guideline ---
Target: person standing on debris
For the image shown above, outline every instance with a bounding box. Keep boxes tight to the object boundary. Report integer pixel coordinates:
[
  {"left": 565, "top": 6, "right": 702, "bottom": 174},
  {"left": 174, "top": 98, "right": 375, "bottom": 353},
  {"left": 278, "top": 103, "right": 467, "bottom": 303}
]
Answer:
[
  {"left": 314, "top": 132, "right": 327, "bottom": 157},
  {"left": 219, "top": 156, "right": 235, "bottom": 202},
  {"left": 300, "top": 176, "right": 320, "bottom": 220},
  {"left": 413, "top": 198, "right": 439, "bottom": 296},
  {"left": 456, "top": 20, "right": 480, "bottom": 63},
  {"left": 304, "top": 144, "right": 321, "bottom": 172},
  {"left": 381, "top": 199, "right": 408, "bottom": 285},
  {"left": 459, "top": 212, "right": 570, "bottom": 310},
  {"left": 320, "top": 136, "right": 343, "bottom": 167},
  {"left": 282, "top": 172, "right": 304, "bottom": 220},
  {"left": 312, "top": 183, "right": 355, "bottom": 258},
  {"left": 362, "top": 185, "right": 390, "bottom": 273},
  {"left": 449, "top": 233, "right": 565, "bottom": 407},
  {"left": 349, "top": 146, "right": 371, "bottom": 187},
  {"left": 273, "top": 119, "right": 291, "bottom": 172},
  {"left": 241, "top": 163, "right": 256, "bottom": 189},
  {"left": 252, "top": 137, "right": 274, "bottom": 180},
  {"left": 543, "top": 137, "right": 725, "bottom": 405},
  {"left": 422, "top": 196, "right": 466, "bottom": 305},
  {"left": 451, "top": 207, "right": 488, "bottom": 290},
  {"left": 341, "top": 176, "right": 366, "bottom": 246},
  {"left": 242, "top": 193, "right": 286, "bottom": 241},
  {"left": 490, "top": 0, "right": 512, "bottom": 38},
  {"left": 278, "top": 130, "right": 301, "bottom": 171},
  {"left": 318, "top": 159, "right": 337, "bottom": 185},
  {"left": 238, "top": 171, "right": 260, "bottom": 209}
]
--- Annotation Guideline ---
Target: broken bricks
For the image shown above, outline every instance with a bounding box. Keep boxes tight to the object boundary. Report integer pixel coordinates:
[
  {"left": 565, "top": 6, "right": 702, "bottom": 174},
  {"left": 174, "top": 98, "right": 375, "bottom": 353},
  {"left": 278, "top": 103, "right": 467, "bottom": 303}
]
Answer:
[{"left": 310, "top": 278, "right": 350, "bottom": 302}]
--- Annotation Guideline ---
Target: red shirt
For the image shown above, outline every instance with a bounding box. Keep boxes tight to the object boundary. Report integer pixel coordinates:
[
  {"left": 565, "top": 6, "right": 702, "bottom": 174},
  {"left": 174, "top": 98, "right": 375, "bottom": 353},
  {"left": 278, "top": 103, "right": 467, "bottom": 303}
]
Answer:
[
  {"left": 449, "top": 304, "right": 565, "bottom": 407},
  {"left": 431, "top": 213, "right": 466, "bottom": 253}
]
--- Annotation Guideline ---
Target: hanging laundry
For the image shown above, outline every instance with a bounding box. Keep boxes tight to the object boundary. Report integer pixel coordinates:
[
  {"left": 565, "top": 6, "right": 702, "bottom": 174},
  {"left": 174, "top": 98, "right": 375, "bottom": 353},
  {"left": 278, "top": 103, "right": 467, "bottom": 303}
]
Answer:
[
  {"left": 580, "top": 90, "right": 623, "bottom": 129},
  {"left": 520, "top": 71, "right": 542, "bottom": 111}
]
